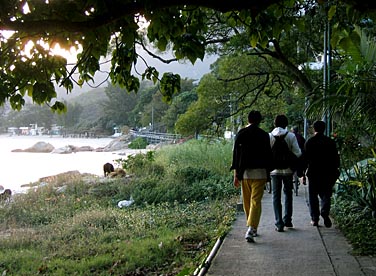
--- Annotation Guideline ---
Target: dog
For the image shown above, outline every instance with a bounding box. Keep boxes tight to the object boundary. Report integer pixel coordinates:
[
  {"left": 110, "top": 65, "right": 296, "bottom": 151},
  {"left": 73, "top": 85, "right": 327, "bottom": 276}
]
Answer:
[
  {"left": 103, "top": 162, "right": 115, "bottom": 177},
  {"left": 0, "top": 189, "right": 12, "bottom": 202},
  {"left": 108, "top": 168, "right": 126, "bottom": 178}
]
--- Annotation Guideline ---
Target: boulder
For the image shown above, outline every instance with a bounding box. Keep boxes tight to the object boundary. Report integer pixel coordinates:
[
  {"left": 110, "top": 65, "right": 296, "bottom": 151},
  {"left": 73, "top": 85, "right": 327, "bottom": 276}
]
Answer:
[
  {"left": 102, "top": 134, "right": 132, "bottom": 152},
  {"left": 75, "top": 146, "right": 94, "bottom": 152},
  {"left": 51, "top": 145, "right": 94, "bottom": 154},
  {"left": 12, "top": 141, "right": 54, "bottom": 153},
  {"left": 52, "top": 145, "right": 74, "bottom": 154},
  {"left": 38, "top": 170, "right": 82, "bottom": 183}
]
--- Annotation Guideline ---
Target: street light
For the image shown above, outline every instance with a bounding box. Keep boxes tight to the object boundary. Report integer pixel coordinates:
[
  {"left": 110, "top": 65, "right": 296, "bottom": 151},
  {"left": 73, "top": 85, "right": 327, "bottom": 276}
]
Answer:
[{"left": 323, "top": 5, "right": 331, "bottom": 136}]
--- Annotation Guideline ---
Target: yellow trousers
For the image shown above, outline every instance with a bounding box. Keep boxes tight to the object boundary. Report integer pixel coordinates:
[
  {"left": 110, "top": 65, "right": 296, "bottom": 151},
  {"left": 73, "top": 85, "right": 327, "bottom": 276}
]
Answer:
[{"left": 241, "top": 179, "right": 266, "bottom": 229}]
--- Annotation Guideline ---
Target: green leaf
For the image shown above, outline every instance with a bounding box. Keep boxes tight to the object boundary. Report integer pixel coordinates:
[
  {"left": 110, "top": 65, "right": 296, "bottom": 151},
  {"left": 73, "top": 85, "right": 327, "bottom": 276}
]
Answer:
[
  {"left": 51, "top": 101, "right": 67, "bottom": 113},
  {"left": 32, "top": 82, "right": 56, "bottom": 104},
  {"left": 157, "top": 37, "right": 168, "bottom": 51},
  {"left": 328, "top": 5, "right": 337, "bottom": 21},
  {"left": 125, "top": 76, "right": 140, "bottom": 93},
  {"left": 142, "top": 67, "right": 159, "bottom": 83},
  {"left": 250, "top": 34, "right": 258, "bottom": 48},
  {"left": 61, "top": 78, "right": 74, "bottom": 92},
  {"left": 9, "top": 94, "right": 25, "bottom": 111},
  {"left": 160, "top": 73, "right": 181, "bottom": 103}
]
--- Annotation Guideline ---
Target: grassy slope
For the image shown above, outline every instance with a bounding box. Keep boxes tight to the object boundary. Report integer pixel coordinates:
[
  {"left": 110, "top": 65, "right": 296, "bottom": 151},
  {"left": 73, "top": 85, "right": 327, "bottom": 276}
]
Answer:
[{"left": 0, "top": 140, "right": 238, "bottom": 275}]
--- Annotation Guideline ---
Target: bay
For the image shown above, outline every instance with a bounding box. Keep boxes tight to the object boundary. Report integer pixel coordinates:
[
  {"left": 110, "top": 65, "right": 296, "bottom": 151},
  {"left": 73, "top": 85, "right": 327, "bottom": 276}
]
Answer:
[{"left": 0, "top": 135, "right": 140, "bottom": 194}]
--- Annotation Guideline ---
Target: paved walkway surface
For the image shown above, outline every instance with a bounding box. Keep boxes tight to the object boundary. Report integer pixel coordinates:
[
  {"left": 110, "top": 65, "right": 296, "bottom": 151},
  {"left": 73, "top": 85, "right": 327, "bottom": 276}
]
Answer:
[{"left": 206, "top": 185, "right": 376, "bottom": 276}]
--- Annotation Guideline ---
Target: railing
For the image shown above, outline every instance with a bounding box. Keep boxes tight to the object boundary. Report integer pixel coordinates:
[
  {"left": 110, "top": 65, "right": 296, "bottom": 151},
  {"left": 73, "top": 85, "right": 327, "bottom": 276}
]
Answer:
[{"left": 130, "top": 130, "right": 182, "bottom": 144}]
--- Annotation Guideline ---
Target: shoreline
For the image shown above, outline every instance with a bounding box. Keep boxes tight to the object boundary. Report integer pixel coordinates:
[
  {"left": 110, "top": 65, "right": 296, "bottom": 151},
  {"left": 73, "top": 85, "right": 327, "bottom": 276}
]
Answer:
[{"left": 0, "top": 135, "right": 147, "bottom": 194}]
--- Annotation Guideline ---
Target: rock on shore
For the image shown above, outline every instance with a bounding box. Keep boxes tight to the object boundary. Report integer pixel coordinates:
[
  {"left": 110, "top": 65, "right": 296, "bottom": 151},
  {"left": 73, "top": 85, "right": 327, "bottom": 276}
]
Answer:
[
  {"left": 101, "top": 135, "right": 133, "bottom": 151},
  {"left": 9, "top": 133, "right": 170, "bottom": 154},
  {"left": 11, "top": 141, "right": 55, "bottom": 153}
]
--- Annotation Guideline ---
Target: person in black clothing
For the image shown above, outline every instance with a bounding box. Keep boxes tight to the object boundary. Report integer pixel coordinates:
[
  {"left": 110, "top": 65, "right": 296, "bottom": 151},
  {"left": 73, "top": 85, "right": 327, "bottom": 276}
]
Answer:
[
  {"left": 230, "top": 110, "right": 273, "bottom": 242},
  {"left": 304, "top": 121, "right": 340, "bottom": 227},
  {"left": 291, "top": 126, "right": 306, "bottom": 178},
  {"left": 291, "top": 126, "right": 305, "bottom": 151}
]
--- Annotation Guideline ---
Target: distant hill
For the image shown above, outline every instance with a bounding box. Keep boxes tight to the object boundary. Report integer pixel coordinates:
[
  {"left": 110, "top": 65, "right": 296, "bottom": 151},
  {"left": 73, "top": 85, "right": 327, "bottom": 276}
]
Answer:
[
  {"left": 60, "top": 87, "right": 108, "bottom": 128},
  {"left": 68, "top": 87, "right": 107, "bottom": 105},
  {"left": 56, "top": 85, "right": 107, "bottom": 101}
]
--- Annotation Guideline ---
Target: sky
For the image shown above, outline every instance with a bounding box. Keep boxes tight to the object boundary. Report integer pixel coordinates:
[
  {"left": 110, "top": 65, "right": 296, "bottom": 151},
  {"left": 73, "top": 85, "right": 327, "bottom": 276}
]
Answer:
[
  {"left": 0, "top": 30, "right": 216, "bottom": 97},
  {"left": 57, "top": 51, "right": 217, "bottom": 97},
  {"left": 2, "top": 23, "right": 218, "bottom": 98}
]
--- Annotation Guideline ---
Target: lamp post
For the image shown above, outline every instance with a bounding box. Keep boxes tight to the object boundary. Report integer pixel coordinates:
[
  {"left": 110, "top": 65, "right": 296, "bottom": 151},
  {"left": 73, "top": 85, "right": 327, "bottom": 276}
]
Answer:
[
  {"left": 323, "top": 4, "right": 331, "bottom": 136},
  {"left": 151, "top": 105, "right": 154, "bottom": 132}
]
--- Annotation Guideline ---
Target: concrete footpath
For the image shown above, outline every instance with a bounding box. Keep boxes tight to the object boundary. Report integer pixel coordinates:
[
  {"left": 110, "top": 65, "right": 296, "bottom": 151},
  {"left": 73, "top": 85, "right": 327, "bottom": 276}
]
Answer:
[{"left": 206, "top": 185, "right": 376, "bottom": 276}]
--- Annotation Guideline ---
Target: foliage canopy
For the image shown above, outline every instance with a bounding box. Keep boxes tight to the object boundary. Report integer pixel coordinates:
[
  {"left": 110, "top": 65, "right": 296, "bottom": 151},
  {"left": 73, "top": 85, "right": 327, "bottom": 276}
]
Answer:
[{"left": 0, "top": 0, "right": 375, "bottom": 111}]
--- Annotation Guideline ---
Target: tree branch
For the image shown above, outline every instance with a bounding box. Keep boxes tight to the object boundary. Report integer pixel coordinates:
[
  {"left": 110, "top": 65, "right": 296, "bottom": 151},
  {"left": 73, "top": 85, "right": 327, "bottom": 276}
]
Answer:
[
  {"left": 138, "top": 41, "right": 177, "bottom": 64},
  {"left": 0, "top": 0, "right": 282, "bottom": 34},
  {"left": 263, "top": 39, "right": 314, "bottom": 94}
]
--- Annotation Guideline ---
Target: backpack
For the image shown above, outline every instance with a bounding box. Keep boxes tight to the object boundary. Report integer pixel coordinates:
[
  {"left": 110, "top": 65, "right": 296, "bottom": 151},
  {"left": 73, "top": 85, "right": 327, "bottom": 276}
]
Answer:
[{"left": 271, "top": 133, "right": 298, "bottom": 170}]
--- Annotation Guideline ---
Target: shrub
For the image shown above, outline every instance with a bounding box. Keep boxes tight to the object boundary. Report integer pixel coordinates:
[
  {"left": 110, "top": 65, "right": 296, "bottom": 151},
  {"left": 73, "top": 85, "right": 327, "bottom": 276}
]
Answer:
[
  {"left": 338, "top": 157, "right": 376, "bottom": 218},
  {"left": 332, "top": 196, "right": 376, "bottom": 255},
  {"left": 128, "top": 137, "right": 148, "bottom": 149},
  {"left": 332, "top": 152, "right": 376, "bottom": 255},
  {"left": 116, "top": 151, "right": 165, "bottom": 177},
  {"left": 174, "top": 167, "right": 214, "bottom": 185},
  {"left": 113, "top": 140, "right": 236, "bottom": 205}
]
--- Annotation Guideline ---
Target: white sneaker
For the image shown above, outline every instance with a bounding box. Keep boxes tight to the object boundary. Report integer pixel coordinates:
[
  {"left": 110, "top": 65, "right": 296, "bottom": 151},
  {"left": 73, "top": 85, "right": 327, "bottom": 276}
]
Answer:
[
  {"left": 245, "top": 229, "right": 255, "bottom": 243},
  {"left": 250, "top": 227, "right": 257, "bottom": 237}
]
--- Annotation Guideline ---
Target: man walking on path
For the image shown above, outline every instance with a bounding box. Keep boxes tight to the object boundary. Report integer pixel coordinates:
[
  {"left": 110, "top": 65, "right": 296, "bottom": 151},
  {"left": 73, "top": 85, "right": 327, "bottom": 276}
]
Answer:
[
  {"left": 230, "top": 110, "right": 272, "bottom": 242},
  {"left": 269, "top": 115, "right": 301, "bottom": 232},
  {"left": 291, "top": 126, "right": 307, "bottom": 195},
  {"left": 291, "top": 126, "right": 306, "bottom": 152},
  {"left": 291, "top": 126, "right": 306, "bottom": 178},
  {"left": 304, "top": 120, "right": 340, "bottom": 227}
]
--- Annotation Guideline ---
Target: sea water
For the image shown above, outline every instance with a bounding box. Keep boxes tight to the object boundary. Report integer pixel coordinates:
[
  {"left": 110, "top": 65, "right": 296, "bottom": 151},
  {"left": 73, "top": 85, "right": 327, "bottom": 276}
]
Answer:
[{"left": 0, "top": 135, "right": 136, "bottom": 193}]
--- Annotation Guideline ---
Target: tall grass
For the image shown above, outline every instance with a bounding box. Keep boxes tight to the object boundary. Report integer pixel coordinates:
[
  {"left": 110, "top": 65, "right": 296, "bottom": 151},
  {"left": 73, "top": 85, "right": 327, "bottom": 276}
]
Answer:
[
  {"left": 0, "top": 139, "right": 238, "bottom": 275},
  {"left": 154, "top": 139, "right": 233, "bottom": 176}
]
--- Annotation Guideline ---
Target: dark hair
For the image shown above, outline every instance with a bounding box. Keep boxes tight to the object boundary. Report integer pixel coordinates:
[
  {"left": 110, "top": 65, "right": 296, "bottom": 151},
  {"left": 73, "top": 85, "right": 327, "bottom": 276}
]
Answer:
[
  {"left": 292, "top": 126, "right": 299, "bottom": 133},
  {"left": 274, "top": 115, "right": 288, "bottom": 128},
  {"left": 248, "top": 110, "right": 262, "bottom": 124},
  {"left": 313, "top": 120, "right": 326, "bottom": 133}
]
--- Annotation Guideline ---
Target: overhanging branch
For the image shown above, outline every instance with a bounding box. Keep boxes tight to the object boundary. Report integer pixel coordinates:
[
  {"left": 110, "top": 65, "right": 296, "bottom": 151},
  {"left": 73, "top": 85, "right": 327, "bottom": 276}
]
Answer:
[{"left": 0, "top": 0, "right": 283, "bottom": 34}]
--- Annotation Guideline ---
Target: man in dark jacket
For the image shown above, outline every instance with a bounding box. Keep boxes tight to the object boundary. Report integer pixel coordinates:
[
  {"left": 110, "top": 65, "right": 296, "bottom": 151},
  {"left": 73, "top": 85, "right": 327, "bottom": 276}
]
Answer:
[
  {"left": 304, "top": 120, "right": 340, "bottom": 228},
  {"left": 231, "top": 110, "right": 273, "bottom": 242}
]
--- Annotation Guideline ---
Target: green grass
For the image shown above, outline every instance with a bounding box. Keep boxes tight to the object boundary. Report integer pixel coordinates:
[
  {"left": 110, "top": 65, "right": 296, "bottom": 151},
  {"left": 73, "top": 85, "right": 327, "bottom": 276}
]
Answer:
[
  {"left": 154, "top": 139, "right": 233, "bottom": 176},
  {"left": 0, "top": 139, "right": 238, "bottom": 275},
  {"left": 0, "top": 189, "right": 238, "bottom": 275}
]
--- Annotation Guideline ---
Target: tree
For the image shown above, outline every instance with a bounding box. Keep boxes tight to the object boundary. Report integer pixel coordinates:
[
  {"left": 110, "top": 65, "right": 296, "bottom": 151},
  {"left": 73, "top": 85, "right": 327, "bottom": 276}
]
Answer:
[
  {"left": 141, "top": 78, "right": 198, "bottom": 132},
  {"left": 4, "top": 104, "right": 58, "bottom": 129},
  {"left": 176, "top": 0, "right": 376, "bottom": 138},
  {"left": 102, "top": 83, "right": 139, "bottom": 128},
  {"left": 307, "top": 26, "right": 376, "bottom": 166},
  {"left": 162, "top": 90, "right": 198, "bottom": 132},
  {"left": 0, "top": 0, "right": 374, "bottom": 112},
  {"left": 56, "top": 102, "right": 83, "bottom": 129},
  {"left": 175, "top": 54, "right": 298, "bottom": 136},
  {"left": 140, "top": 91, "right": 169, "bottom": 131}
]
